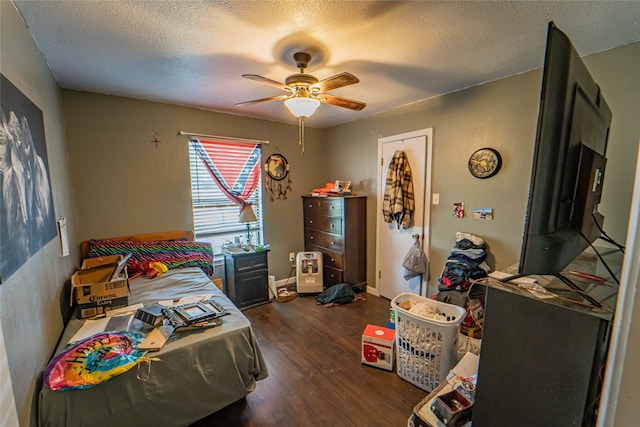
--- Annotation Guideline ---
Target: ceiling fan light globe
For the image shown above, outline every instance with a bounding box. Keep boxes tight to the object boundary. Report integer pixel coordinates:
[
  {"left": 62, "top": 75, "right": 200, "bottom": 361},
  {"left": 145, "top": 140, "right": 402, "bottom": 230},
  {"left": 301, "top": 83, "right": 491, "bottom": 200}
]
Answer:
[{"left": 285, "top": 97, "right": 320, "bottom": 118}]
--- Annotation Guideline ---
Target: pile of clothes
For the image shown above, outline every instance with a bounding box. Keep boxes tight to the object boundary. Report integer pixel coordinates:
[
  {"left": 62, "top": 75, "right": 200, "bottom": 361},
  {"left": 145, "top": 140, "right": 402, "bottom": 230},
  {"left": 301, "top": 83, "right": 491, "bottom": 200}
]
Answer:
[
  {"left": 436, "top": 232, "right": 490, "bottom": 330},
  {"left": 438, "top": 232, "right": 490, "bottom": 292}
]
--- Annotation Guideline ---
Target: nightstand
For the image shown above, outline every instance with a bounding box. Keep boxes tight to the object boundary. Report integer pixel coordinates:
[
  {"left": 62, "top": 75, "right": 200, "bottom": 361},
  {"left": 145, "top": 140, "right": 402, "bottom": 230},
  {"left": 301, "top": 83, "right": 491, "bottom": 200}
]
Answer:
[{"left": 223, "top": 248, "right": 270, "bottom": 310}]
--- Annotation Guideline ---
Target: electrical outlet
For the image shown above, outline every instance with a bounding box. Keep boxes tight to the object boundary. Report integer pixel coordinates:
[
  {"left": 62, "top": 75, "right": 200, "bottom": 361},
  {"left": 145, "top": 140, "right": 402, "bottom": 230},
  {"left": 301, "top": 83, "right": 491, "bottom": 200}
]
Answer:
[{"left": 289, "top": 252, "right": 295, "bottom": 262}]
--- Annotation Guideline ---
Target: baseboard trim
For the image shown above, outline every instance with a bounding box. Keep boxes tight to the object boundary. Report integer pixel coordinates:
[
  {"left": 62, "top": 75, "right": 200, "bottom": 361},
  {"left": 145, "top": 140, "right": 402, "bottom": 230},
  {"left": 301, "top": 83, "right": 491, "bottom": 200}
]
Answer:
[{"left": 276, "top": 277, "right": 296, "bottom": 288}]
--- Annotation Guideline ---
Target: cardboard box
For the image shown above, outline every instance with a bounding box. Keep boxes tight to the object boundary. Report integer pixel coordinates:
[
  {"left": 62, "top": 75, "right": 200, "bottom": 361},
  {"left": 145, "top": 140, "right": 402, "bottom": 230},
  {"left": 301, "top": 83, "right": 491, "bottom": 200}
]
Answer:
[
  {"left": 81, "top": 254, "right": 125, "bottom": 270},
  {"left": 362, "top": 324, "right": 395, "bottom": 371},
  {"left": 77, "top": 264, "right": 118, "bottom": 284},
  {"left": 71, "top": 255, "right": 131, "bottom": 318},
  {"left": 80, "top": 254, "right": 130, "bottom": 280},
  {"left": 71, "top": 271, "right": 129, "bottom": 318}
]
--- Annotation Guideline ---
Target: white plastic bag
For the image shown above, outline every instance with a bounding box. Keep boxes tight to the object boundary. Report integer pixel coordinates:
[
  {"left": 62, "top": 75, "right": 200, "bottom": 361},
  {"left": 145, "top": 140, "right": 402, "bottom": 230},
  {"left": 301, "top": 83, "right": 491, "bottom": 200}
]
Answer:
[{"left": 402, "top": 236, "right": 428, "bottom": 280}]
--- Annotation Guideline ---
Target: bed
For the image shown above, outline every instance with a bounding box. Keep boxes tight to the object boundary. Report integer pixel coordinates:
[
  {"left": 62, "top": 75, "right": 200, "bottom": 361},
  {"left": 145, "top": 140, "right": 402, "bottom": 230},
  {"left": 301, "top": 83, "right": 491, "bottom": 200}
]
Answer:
[{"left": 38, "top": 231, "right": 268, "bottom": 427}]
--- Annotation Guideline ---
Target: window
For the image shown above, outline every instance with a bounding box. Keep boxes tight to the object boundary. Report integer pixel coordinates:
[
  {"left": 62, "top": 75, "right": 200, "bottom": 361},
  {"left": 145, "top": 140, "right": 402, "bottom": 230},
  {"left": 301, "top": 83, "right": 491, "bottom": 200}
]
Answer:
[{"left": 188, "top": 138, "right": 263, "bottom": 257}]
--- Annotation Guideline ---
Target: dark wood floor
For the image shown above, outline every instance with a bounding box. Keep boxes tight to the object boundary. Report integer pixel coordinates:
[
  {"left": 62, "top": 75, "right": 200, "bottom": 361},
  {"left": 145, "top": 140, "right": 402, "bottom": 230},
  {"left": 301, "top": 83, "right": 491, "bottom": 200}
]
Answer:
[{"left": 190, "top": 292, "right": 427, "bottom": 426}]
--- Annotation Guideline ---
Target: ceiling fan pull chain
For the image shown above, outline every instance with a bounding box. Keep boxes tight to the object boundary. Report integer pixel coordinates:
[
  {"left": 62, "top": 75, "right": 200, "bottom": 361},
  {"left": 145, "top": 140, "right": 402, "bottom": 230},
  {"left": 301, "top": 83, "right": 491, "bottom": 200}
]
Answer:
[{"left": 298, "top": 117, "right": 305, "bottom": 154}]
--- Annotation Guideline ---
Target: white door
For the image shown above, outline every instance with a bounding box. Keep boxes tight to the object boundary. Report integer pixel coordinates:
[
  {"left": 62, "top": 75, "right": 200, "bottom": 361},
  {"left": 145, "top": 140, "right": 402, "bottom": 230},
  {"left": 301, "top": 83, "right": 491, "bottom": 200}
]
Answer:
[{"left": 375, "top": 128, "right": 433, "bottom": 300}]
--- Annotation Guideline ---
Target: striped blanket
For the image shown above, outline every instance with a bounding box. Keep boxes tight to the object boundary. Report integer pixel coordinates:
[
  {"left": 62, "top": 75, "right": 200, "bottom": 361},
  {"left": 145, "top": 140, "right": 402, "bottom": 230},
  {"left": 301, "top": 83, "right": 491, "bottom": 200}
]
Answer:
[{"left": 87, "top": 239, "right": 214, "bottom": 276}]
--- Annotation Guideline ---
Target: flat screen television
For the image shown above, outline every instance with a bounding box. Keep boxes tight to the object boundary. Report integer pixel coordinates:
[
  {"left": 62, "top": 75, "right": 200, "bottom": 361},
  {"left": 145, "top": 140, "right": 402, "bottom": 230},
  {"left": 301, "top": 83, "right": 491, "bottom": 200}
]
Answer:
[{"left": 517, "top": 22, "right": 612, "bottom": 303}]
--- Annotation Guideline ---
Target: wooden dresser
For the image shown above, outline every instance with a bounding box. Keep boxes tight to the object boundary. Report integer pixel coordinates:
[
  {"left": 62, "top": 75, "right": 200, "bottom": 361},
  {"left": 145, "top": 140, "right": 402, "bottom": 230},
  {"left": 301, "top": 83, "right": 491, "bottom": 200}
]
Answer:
[{"left": 302, "top": 195, "right": 366, "bottom": 291}]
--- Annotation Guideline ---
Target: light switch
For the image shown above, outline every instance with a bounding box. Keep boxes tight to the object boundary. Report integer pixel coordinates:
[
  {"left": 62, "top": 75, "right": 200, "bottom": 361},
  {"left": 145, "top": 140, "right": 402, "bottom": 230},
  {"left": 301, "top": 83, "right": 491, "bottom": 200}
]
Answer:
[{"left": 432, "top": 193, "right": 440, "bottom": 205}]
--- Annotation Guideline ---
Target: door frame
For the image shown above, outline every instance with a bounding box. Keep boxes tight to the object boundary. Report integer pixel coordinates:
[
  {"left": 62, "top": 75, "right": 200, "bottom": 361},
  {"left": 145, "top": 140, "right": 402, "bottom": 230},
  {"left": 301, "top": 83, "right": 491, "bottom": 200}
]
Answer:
[
  {"left": 597, "top": 148, "right": 640, "bottom": 425},
  {"left": 373, "top": 128, "right": 434, "bottom": 297}
]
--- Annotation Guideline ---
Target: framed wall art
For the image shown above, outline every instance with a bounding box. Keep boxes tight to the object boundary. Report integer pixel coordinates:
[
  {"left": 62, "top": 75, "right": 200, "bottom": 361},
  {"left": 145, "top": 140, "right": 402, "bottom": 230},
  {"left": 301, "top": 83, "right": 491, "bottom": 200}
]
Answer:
[{"left": 0, "top": 74, "right": 57, "bottom": 282}]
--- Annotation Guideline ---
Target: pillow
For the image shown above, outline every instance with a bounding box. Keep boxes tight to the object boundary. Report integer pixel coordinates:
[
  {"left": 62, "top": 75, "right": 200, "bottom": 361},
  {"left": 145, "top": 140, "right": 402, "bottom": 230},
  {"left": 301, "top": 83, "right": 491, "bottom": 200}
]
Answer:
[{"left": 87, "top": 240, "right": 214, "bottom": 276}]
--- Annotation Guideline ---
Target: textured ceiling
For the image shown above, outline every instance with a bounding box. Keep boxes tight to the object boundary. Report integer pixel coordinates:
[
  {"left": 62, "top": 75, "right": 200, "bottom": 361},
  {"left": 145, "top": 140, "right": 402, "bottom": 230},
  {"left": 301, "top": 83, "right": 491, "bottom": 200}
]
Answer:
[{"left": 12, "top": 0, "right": 640, "bottom": 128}]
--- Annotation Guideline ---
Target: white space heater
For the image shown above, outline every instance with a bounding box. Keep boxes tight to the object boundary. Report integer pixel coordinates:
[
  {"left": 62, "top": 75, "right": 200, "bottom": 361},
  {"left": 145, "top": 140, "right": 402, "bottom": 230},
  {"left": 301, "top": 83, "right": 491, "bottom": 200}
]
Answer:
[{"left": 296, "top": 252, "right": 324, "bottom": 294}]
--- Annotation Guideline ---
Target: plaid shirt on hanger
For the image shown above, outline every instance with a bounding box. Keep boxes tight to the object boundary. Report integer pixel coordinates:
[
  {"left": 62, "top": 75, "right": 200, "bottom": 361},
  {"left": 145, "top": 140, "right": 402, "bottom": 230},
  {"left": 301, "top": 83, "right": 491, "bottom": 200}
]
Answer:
[{"left": 382, "top": 150, "right": 414, "bottom": 229}]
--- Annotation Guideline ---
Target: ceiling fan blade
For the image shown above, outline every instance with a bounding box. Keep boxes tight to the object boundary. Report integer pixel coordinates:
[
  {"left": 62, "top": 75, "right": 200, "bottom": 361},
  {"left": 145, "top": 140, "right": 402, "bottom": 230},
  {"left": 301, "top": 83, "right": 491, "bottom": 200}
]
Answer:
[
  {"left": 242, "top": 74, "right": 290, "bottom": 92},
  {"left": 236, "top": 94, "right": 290, "bottom": 106},
  {"left": 315, "top": 93, "right": 366, "bottom": 111},
  {"left": 311, "top": 72, "right": 359, "bottom": 92}
]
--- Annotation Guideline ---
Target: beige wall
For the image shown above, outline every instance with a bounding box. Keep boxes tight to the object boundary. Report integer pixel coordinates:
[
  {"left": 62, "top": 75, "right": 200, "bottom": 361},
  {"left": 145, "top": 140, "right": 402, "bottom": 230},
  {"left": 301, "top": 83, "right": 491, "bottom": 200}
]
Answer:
[
  {"left": 1, "top": 2, "right": 78, "bottom": 425},
  {"left": 62, "top": 91, "right": 328, "bottom": 280},
  {"left": 583, "top": 42, "right": 640, "bottom": 243},
  {"left": 326, "top": 42, "right": 640, "bottom": 297}
]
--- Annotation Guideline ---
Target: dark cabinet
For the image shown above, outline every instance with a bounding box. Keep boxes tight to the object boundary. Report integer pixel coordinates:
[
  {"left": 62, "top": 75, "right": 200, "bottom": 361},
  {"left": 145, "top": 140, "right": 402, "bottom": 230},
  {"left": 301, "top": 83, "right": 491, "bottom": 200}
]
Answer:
[
  {"left": 224, "top": 250, "right": 270, "bottom": 310},
  {"left": 302, "top": 195, "right": 366, "bottom": 291},
  {"left": 472, "top": 283, "right": 614, "bottom": 426}
]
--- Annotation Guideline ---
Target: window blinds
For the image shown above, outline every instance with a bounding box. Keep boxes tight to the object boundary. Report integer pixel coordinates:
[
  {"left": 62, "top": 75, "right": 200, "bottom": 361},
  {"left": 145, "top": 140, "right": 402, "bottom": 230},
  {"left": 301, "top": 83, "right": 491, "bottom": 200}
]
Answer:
[{"left": 188, "top": 138, "right": 263, "bottom": 250}]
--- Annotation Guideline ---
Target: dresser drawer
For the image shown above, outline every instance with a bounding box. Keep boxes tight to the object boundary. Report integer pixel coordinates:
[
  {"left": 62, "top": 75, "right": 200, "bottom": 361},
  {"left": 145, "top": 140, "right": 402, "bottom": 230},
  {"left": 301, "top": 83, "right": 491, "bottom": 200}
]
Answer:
[
  {"left": 304, "top": 229, "right": 345, "bottom": 252},
  {"left": 303, "top": 197, "right": 343, "bottom": 218},
  {"left": 304, "top": 215, "right": 343, "bottom": 234},
  {"left": 307, "top": 245, "right": 344, "bottom": 269},
  {"left": 323, "top": 266, "right": 344, "bottom": 287}
]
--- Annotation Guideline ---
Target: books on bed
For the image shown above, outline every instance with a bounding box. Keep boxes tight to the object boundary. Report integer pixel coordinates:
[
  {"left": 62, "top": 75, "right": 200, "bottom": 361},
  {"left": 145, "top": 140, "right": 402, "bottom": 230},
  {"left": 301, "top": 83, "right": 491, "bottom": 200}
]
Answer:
[
  {"left": 68, "top": 294, "right": 230, "bottom": 345},
  {"left": 135, "top": 303, "right": 166, "bottom": 326}
]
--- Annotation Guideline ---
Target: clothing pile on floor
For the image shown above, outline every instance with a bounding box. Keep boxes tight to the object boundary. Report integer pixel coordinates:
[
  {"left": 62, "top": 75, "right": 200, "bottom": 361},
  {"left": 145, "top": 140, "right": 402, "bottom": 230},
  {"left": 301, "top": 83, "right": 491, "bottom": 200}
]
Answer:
[
  {"left": 436, "top": 232, "right": 490, "bottom": 332},
  {"left": 316, "top": 283, "right": 366, "bottom": 308},
  {"left": 438, "top": 232, "right": 490, "bottom": 292}
]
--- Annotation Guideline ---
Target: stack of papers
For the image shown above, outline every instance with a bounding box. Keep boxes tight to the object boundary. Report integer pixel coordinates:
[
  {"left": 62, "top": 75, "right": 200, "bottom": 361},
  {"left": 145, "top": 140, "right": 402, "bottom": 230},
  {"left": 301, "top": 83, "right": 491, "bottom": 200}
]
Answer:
[
  {"left": 68, "top": 297, "right": 214, "bottom": 344},
  {"left": 68, "top": 303, "right": 143, "bottom": 344}
]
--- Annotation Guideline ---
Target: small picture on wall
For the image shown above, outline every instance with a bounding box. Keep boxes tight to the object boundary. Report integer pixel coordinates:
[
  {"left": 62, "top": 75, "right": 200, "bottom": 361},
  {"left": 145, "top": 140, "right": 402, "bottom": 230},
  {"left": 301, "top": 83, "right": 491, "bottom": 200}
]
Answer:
[
  {"left": 474, "top": 208, "right": 494, "bottom": 220},
  {"left": 453, "top": 202, "right": 465, "bottom": 218}
]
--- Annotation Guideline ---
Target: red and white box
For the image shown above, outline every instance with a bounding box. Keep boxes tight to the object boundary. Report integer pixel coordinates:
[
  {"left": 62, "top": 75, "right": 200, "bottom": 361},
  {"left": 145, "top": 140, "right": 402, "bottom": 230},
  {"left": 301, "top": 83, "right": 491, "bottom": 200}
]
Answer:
[{"left": 362, "top": 324, "right": 396, "bottom": 371}]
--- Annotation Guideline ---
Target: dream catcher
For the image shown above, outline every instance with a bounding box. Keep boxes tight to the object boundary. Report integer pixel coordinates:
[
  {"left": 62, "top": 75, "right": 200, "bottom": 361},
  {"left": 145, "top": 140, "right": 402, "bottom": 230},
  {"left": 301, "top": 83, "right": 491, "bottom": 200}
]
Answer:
[{"left": 264, "top": 151, "right": 292, "bottom": 201}]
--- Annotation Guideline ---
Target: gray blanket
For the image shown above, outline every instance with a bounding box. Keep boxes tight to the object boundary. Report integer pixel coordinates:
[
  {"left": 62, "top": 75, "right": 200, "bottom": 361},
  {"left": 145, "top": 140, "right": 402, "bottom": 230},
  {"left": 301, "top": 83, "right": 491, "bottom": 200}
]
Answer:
[{"left": 39, "top": 267, "right": 268, "bottom": 427}]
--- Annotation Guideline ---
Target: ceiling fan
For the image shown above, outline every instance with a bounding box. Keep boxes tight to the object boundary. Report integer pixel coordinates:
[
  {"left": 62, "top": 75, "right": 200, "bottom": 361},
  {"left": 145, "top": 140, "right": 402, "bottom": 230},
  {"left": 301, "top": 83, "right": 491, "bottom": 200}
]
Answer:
[
  {"left": 237, "top": 52, "right": 366, "bottom": 153},
  {"left": 237, "top": 52, "right": 366, "bottom": 117}
]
